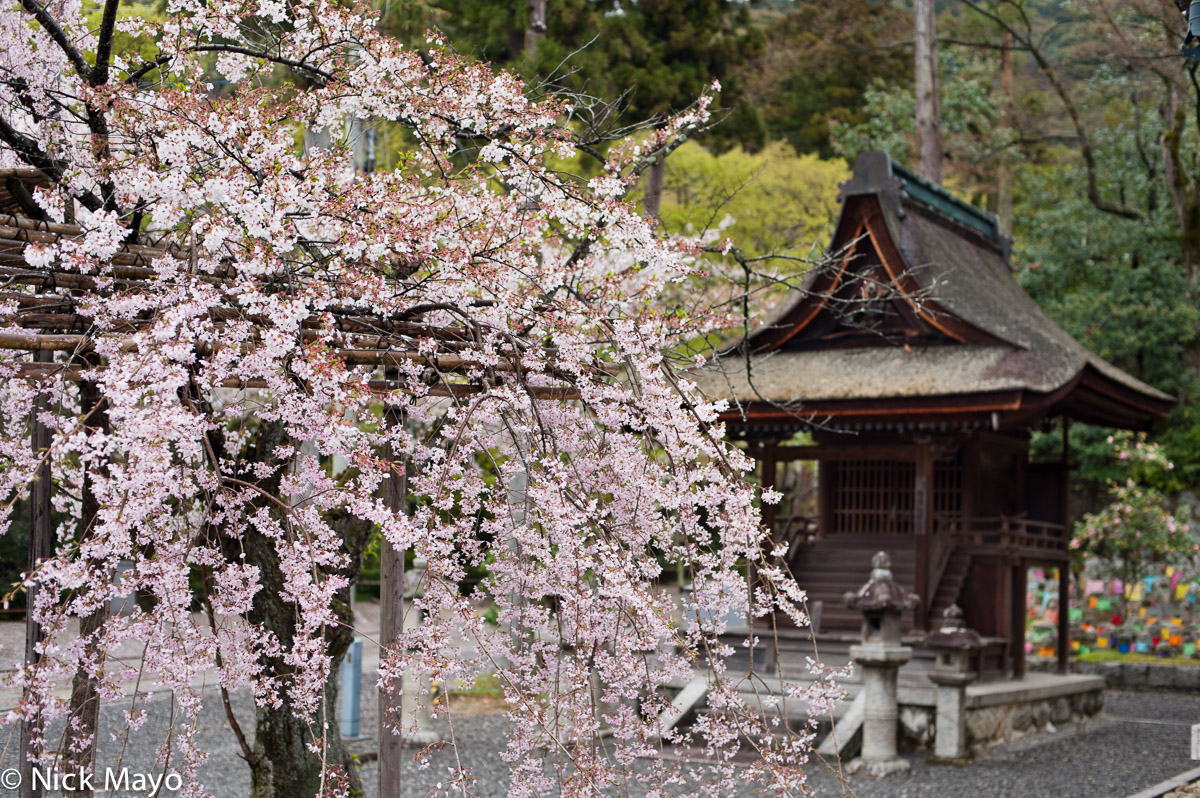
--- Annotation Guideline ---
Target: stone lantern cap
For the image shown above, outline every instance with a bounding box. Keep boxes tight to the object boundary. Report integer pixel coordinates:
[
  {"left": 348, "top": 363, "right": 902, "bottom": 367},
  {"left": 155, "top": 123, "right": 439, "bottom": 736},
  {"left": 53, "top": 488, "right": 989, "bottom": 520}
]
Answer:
[
  {"left": 923, "top": 604, "right": 983, "bottom": 650},
  {"left": 844, "top": 552, "right": 920, "bottom": 612}
]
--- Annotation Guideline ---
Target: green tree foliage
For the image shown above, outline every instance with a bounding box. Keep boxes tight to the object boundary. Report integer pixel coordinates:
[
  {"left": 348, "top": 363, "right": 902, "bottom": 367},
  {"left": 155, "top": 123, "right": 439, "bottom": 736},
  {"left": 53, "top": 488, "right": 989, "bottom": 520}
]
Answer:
[
  {"left": 827, "top": 52, "right": 1016, "bottom": 206},
  {"left": 657, "top": 140, "right": 848, "bottom": 257},
  {"left": 425, "top": 0, "right": 764, "bottom": 143},
  {"left": 736, "top": 0, "right": 912, "bottom": 157},
  {"left": 1013, "top": 79, "right": 1200, "bottom": 493}
]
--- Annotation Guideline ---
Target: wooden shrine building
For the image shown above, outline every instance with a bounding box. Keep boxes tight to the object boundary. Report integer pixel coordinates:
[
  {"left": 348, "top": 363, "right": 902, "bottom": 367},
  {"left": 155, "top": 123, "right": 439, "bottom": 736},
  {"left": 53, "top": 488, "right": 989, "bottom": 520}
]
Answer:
[{"left": 695, "top": 151, "right": 1174, "bottom": 678}]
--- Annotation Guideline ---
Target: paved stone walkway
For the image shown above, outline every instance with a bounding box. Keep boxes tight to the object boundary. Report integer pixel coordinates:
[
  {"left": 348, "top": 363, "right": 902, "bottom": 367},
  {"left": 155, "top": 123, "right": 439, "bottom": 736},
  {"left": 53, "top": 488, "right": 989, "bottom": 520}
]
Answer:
[{"left": 0, "top": 671, "right": 1197, "bottom": 796}]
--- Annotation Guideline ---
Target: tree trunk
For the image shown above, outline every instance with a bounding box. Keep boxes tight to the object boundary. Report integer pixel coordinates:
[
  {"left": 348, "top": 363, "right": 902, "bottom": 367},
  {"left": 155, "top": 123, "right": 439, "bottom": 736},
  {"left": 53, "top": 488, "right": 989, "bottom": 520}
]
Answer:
[
  {"left": 914, "top": 0, "right": 941, "bottom": 184},
  {"left": 525, "top": 0, "right": 546, "bottom": 66},
  {"left": 997, "top": 32, "right": 1014, "bottom": 238},
  {"left": 244, "top": 421, "right": 371, "bottom": 798},
  {"left": 644, "top": 160, "right": 665, "bottom": 219},
  {"left": 62, "top": 377, "right": 109, "bottom": 798}
]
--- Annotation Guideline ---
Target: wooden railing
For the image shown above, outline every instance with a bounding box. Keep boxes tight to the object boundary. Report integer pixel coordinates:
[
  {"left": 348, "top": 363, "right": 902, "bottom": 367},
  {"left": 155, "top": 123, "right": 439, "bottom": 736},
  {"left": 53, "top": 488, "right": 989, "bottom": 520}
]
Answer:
[
  {"left": 935, "top": 514, "right": 1068, "bottom": 559},
  {"left": 772, "top": 511, "right": 818, "bottom": 564},
  {"left": 928, "top": 514, "right": 957, "bottom": 603}
]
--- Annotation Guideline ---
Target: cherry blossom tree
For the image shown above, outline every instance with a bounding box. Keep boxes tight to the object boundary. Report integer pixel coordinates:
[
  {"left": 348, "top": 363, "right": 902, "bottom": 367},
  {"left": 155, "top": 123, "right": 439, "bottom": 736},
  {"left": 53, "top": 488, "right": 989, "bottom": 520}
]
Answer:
[
  {"left": 0, "top": 0, "right": 835, "bottom": 796},
  {"left": 1073, "top": 435, "right": 1195, "bottom": 618}
]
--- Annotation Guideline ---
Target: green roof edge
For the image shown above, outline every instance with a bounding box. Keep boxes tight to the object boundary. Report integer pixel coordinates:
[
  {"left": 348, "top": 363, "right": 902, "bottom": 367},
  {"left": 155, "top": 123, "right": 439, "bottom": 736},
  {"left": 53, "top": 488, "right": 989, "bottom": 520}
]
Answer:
[{"left": 890, "top": 161, "right": 1001, "bottom": 245}]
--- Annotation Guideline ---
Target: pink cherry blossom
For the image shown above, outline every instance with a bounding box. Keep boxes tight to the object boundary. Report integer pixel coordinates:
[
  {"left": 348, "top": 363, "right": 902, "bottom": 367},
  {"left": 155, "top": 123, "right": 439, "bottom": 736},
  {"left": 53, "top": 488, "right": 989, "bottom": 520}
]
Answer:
[{"left": 0, "top": 4, "right": 828, "bottom": 796}]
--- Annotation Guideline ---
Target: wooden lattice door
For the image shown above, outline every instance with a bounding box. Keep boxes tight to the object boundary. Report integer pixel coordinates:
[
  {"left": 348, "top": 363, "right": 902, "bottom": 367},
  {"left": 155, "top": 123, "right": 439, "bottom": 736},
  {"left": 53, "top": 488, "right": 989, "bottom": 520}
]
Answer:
[{"left": 824, "top": 459, "right": 916, "bottom": 535}]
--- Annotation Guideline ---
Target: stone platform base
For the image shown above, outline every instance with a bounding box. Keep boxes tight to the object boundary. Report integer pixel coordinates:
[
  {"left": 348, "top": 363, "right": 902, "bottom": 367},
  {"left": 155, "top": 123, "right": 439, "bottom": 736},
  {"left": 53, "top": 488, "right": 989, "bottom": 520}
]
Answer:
[
  {"left": 896, "top": 672, "right": 1106, "bottom": 754},
  {"left": 1030, "top": 657, "right": 1200, "bottom": 691},
  {"left": 845, "top": 756, "right": 911, "bottom": 777},
  {"left": 717, "top": 671, "right": 1105, "bottom": 759}
]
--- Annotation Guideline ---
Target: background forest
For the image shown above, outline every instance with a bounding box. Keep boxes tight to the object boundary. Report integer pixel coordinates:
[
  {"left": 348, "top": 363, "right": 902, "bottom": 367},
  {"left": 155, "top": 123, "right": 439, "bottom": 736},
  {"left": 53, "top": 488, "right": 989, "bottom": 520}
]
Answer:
[
  {"left": 3, "top": 0, "right": 1193, "bottom": 596},
  {"left": 381, "top": 0, "right": 1200, "bottom": 518}
]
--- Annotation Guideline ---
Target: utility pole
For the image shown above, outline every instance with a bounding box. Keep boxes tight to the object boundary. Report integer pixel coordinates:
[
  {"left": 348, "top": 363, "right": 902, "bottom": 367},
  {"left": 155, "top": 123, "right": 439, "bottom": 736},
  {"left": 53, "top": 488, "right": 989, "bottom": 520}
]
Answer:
[{"left": 914, "top": 0, "right": 942, "bottom": 184}]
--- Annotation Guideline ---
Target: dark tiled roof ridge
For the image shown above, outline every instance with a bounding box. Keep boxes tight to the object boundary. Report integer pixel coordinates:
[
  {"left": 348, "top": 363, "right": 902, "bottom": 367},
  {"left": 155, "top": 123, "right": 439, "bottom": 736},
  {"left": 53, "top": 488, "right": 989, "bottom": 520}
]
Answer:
[
  {"left": 839, "top": 151, "right": 1011, "bottom": 259},
  {"left": 890, "top": 160, "right": 1003, "bottom": 247}
]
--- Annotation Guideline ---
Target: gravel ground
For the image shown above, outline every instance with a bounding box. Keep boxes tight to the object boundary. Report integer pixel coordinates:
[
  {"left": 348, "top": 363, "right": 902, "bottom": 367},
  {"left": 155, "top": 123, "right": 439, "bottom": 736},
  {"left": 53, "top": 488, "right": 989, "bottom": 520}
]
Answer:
[{"left": 1, "top": 688, "right": 1198, "bottom": 797}]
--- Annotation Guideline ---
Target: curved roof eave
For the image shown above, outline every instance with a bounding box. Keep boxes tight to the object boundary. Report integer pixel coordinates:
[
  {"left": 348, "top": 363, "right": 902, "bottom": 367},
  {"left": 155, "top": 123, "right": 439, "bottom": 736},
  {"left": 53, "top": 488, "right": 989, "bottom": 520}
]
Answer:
[{"left": 699, "top": 151, "right": 1174, "bottom": 432}]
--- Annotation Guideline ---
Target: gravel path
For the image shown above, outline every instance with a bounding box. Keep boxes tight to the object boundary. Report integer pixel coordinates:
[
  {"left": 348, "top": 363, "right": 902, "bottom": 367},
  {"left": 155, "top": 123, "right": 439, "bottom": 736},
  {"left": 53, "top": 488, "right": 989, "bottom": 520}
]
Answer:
[{"left": 1, "top": 688, "right": 1198, "bottom": 797}]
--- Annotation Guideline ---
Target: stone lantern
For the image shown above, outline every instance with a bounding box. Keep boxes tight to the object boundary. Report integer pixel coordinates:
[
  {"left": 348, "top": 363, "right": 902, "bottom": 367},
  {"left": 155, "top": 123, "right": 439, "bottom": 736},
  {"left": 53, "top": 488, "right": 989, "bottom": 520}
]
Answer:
[
  {"left": 401, "top": 557, "right": 443, "bottom": 745},
  {"left": 843, "top": 551, "right": 919, "bottom": 777},
  {"left": 924, "top": 604, "right": 982, "bottom": 762}
]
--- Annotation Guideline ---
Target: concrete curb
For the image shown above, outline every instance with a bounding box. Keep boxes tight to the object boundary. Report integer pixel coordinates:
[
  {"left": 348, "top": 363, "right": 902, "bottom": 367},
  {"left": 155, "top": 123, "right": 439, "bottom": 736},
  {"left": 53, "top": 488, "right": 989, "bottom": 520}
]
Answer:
[
  {"left": 1124, "top": 765, "right": 1200, "bottom": 798},
  {"left": 1032, "top": 659, "right": 1200, "bottom": 691}
]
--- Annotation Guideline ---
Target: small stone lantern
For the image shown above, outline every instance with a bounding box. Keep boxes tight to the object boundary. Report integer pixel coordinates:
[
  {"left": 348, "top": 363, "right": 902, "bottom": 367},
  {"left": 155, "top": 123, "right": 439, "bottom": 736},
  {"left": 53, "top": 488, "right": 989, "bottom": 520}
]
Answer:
[
  {"left": 924, "top": 604, "right": 982, "bottom": 762},
  {"left": 401, "top": 557, "right": 443, "bottom": 745},
  {"left": 844, "top": 551, "right": 919, "bottom": 777}
]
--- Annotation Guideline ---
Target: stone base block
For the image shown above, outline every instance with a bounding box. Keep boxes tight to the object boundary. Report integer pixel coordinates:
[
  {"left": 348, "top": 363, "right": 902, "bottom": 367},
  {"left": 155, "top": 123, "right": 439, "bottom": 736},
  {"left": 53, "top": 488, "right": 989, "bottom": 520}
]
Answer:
[
  {"left": 404, "top": 729, "right": 444, "bottom": 746},
  {"left": 845, "top": 757, "right": 911, "bottom": 778},
  {"left": 928, "top": 753, "right": 974, "bottom": 766}
]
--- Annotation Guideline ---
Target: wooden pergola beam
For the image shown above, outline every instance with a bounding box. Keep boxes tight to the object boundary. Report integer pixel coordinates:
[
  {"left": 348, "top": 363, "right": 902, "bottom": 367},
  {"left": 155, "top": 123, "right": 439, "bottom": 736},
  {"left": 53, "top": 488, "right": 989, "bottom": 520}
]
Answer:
[{"left": 11, "top": 362, "right": 584, "bottom": 400}]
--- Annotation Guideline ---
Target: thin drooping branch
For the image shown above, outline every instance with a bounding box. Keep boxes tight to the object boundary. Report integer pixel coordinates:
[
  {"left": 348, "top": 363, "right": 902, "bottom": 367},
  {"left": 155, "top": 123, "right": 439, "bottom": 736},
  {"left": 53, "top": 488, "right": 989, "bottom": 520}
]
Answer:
[{"left": 201, "top": 579, "right": 260, "bottom": 768}]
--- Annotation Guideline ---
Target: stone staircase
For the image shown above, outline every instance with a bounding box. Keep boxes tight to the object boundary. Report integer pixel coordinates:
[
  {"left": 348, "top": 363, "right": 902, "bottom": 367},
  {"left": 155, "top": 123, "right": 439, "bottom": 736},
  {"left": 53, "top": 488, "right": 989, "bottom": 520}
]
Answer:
[
  {"left": 786, "top": 535, "right": 918, "bottom": 633},
  {"left": 930, "top": 550, "right": 971, "bottom": 622}
]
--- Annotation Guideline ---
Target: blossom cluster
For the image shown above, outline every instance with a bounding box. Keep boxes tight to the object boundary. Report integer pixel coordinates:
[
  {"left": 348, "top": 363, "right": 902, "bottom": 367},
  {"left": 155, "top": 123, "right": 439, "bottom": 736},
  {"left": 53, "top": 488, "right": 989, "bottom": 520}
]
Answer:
[{"left": 1073, "top": 436, "right": 1195, "bottom": 582}]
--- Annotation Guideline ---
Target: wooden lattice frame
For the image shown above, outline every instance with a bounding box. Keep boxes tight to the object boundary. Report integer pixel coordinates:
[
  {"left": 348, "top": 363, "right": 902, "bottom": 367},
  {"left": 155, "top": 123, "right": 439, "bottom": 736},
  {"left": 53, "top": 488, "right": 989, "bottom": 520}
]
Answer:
[{"left": 0, "top": 176, "right": 616, "bottom": 398}]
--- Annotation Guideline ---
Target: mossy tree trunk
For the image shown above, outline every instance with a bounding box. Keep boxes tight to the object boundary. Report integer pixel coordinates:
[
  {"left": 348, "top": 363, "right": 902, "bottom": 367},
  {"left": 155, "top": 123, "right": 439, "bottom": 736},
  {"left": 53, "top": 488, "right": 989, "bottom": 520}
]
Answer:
[{"left": 235, "top": 421, "right": 374, "bottom": 798}]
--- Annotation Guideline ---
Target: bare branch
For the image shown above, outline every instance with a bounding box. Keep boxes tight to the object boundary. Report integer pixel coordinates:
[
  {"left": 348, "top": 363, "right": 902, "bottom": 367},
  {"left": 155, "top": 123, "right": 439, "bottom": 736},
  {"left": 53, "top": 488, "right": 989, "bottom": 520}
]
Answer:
[{"left": 962, "top": 0, "right": 1143, "bottom": 220}]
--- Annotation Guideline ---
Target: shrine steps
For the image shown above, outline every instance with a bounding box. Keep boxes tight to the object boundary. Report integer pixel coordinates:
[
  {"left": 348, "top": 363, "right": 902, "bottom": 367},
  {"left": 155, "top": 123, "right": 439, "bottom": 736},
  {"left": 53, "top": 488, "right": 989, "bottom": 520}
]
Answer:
[
  {"left": 930, "top": 551, "right": 971, "bottom": 621},
  {"left": 717, "top": 623, "right": 939, "bottom": 683},
  {"left": 785, "top": 536, "right": 973, "bottom": 633},
  {"left": 786, "top": 536, "right": 918, "bottom": 633}
]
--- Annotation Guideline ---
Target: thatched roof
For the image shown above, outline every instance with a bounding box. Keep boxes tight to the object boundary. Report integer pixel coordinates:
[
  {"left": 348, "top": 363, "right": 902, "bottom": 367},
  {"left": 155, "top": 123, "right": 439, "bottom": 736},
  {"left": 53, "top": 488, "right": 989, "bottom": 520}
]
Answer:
[{"left": 695, "top": 151, "right": 1173, "bottom": 432}]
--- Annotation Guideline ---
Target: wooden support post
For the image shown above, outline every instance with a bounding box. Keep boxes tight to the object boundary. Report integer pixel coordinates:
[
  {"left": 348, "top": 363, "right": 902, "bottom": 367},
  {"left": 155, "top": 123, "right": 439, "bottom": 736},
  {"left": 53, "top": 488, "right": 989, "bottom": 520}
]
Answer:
[
  {"left": 998, "top": 556, "right": 1013, "bottom": 677},
  {"left": 914, "top": 444, "right": 933, "bottom": 630},
  {"left": 761, "top": 443, "right": 779, "bottom": 564},
  {"left": 20, "top": 350, "right": 52, "bottom": 798},
  {"left": 1058, "top": 416, "right": 1071, "bottom": 676},
  {"left": 758, "top": 443, "right": 779, "bottom": 640},
  {"left": 744, "top": 440, "right": 776, "bottom": 637},
  {"left": 378, "top": 405, "right": 405, "bottom": 798},
  {"left": 1057, "top": 565, "right": 1070, "bottom": 675},
  {"left": 63, "top": 371, "right": 108, "bottom": 798},
  {"left": 1011, "top": 563, "right": 1026, "bottom": 679}
]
